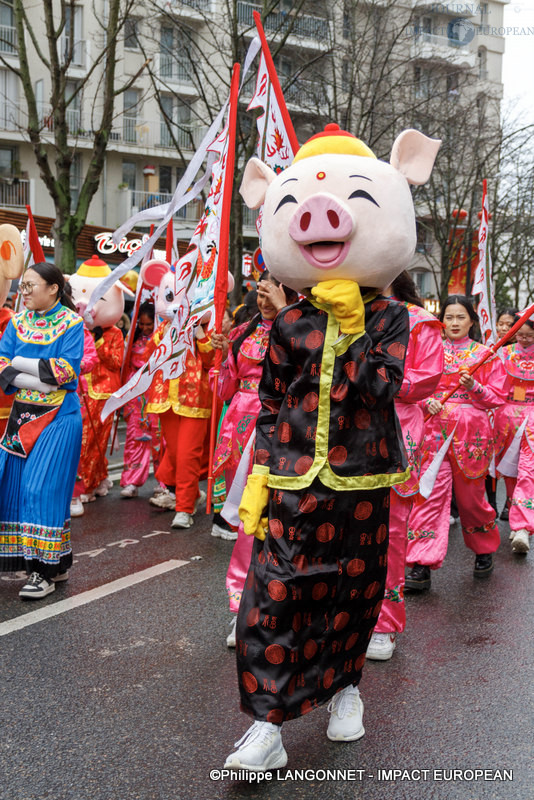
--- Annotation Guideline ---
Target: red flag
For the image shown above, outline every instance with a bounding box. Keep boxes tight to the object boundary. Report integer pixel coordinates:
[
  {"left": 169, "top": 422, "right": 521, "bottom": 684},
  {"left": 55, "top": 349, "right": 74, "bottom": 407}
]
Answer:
[{"left": 25, "top": 205, "right": 45, "bottom": 263}]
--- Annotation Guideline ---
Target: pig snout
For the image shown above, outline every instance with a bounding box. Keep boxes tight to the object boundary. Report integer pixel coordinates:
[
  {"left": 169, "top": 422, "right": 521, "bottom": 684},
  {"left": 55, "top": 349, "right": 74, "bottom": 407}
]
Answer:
[{"left": 288, "top": 194, "right": 354, "bottom": 244}]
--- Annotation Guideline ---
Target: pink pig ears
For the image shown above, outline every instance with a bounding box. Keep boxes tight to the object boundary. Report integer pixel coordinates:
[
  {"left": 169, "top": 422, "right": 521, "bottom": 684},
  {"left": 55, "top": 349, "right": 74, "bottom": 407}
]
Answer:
[{"left": 139, "top": 258, "right": 171, "bottom": 288}]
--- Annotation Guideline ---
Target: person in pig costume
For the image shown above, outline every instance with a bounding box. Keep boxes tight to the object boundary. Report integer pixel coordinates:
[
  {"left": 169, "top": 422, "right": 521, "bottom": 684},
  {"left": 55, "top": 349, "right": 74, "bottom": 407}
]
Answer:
[
  {"left": 68, "top": 255, "right": 129, "bottom": 504},
  {"left": 223, "top": 124, "right": 440, "bottom": 770}
]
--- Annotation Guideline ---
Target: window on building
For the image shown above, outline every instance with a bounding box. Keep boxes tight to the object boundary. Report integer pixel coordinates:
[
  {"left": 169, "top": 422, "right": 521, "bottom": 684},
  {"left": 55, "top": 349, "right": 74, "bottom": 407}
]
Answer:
[
  {"left": 342, "top": 0, "right": 351, "bottom": 39},
  {"left": 415, "top": 15, "right": 432, "bottom": 38},
  {"left": 480, "top": 3, "right": 489, "bottom": 24},
  {"left": 342, "top": 60, "right": 351, "bottom": 92},
  {"left": 477, "top": 47, "right": 487, "bottom": 80},
  {"left": 0, "top": 67, "right": 17, "bottom": 128},
  {"left": 0, "top": 0, "right": 16, "bottom": 53},
  {"left": 64, "top": 5, "right": 84, "bottom": 66},
  {"left": 160, "top": 26, "right": 173, "bottom": 79},
  {"left": 123, "top": 88, "right": 139, "bottom": 143},
  {"left": 70, "top": 153, "right": 82, "bottom": 210},
  {"left": 446, "top": 71, "right": 459, "bottom": 99},
  {"left": 122, "top": 161, "right": 136, "bottom": 191},
  {"left": 415, "top": 221, "right": 432, "bottom": 255},
  {"left": 411, "top": 268, "right": 432, "bottom": 297},
  {"left": 414, "top": 65, "right": 435, "bottom": 99},
  {"left": 0, "top": 144, "right": 15, "bottom": 177},
  {"left": 159, "top": 165, "right": 172, "bottom": 195},
  {"left": 160, "top": 94, "right": 174, "bottom": 147},
  {"left": 124, "top": 17, "right": 140, "bottom": 50},
  {"left": 65, "top": 80, "right": 81, "bottom": 133}
]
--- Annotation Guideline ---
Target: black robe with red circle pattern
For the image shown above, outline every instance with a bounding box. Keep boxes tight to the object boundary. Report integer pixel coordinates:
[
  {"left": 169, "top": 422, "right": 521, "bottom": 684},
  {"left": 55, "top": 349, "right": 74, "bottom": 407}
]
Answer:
[{"left": 236, "top": 295, "right": 410, "bottom": 722}]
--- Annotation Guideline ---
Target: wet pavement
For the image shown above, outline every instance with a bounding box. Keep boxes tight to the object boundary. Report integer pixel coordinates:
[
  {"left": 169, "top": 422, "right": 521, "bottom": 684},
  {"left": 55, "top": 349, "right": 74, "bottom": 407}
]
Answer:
[{"left": 0, "top": 479, "right": 532, "bottom": 800}]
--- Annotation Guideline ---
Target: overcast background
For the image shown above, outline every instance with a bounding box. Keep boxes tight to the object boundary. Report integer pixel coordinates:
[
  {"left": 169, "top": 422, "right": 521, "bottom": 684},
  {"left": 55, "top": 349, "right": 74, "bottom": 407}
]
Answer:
[{"left": 502, "top": 1, "right": 534, "bottom": 126}]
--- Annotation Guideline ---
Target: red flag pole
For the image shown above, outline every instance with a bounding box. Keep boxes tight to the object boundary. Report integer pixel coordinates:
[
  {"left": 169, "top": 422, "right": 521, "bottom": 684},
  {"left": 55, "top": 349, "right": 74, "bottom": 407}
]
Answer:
[
  {"left": 252, "top": 10, "right": 299, "bottom": 155},
  {"left": 206, "top": 63, "right": 241, "bottom": 514},
  {"left": 424, "top": 303, "right": 534, "bottom": 421}
]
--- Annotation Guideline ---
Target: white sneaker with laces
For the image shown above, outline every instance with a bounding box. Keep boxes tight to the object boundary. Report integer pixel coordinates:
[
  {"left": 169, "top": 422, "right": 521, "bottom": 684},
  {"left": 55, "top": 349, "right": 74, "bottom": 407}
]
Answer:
[
  {"left": 366, "top": 631, "right": 397, "bottom": 661},
  {"left": 94, "top": 477, "right": 113, "bottom": 496},
  {"left": 226, "top": 616, "right": 237, "bottom": 648},
  {"left": 19, "top": 572, "right": 55, "bottom": 599},
  {"left": 172, "top": 511, "right": 193, "bottom": 529},
  {"left": 120, "top": 484, "right": 138, "bottom": 498},
  {"left": 224, "top": 721, "right": 287, "bottom": 771},
  {"left": 327, "top": 684, "right": 365, "bottom": 742},
  {"left": 511, "top": 528, "right": 530, "bottom": 553},
  {"left": 149, "top": 488, "right": 176, "bottom": 509},
  {"left": 70, "top": 497, "right": 84, "bottom": 517},
  {"left": 51, "top": 571, "right": 69, "bottom": 583},
  {"left": 80, "top": 492, "right": 96, "bottom": 504}
]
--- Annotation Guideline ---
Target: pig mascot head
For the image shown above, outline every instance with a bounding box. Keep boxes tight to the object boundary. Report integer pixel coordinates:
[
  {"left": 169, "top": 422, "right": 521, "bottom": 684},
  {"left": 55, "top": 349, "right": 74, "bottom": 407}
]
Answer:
[
  {"left": 0, "top": 224, "right": 23, "bottom": 307},
  {"left": 68, "top": 254, "right": 133, "bottom": 330},
  {"left": 240, "top": 123, "right": 440, "bottom": 293}
]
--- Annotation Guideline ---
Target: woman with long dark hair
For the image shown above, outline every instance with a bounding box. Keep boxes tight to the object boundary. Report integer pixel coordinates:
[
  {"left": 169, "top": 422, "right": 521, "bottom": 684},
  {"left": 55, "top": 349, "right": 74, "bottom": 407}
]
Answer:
[
  {"left": 211, "top": 271, "right": 296, "bottom": 645},
  {"left": 405, "top": 295, "right": 508, "bottom": 589},
  {"left": 0, "top": 262, "right": 84, "bottom": 598}
]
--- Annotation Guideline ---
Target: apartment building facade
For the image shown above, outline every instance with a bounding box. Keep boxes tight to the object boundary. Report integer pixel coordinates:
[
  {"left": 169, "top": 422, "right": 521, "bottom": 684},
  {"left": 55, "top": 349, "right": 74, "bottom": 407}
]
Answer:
[{"left": 0, "top": 0, "right": 508, "bottom": 291}]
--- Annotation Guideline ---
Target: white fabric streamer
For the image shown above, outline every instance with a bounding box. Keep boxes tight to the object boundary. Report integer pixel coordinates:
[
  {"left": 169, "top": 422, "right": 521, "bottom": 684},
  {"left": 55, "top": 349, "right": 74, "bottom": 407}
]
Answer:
[
  {"left": 419, "top": 423, "right": 458, "bottom": 499},
  {"left": 497, "top": 417, "right": 528, "bottom": 478},
  {"left": 221, "top": 431, "right": 256, "bottom": 527}
]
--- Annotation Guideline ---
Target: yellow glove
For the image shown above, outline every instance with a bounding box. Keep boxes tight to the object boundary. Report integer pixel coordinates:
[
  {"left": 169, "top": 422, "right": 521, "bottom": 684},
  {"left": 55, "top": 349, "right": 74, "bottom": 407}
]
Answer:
[
  {"left": 311, "top": 279, "right": 365, "bottom": 335},
  {"left": 239, "top": 473, "right": 269, "bottom": 540}
]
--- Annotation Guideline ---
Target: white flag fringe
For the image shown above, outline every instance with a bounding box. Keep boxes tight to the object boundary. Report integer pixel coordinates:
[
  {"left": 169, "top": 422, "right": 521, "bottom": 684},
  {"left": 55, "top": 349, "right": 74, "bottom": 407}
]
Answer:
[{"left": 419, "top": 424, "right": 458, "bottom": 499}]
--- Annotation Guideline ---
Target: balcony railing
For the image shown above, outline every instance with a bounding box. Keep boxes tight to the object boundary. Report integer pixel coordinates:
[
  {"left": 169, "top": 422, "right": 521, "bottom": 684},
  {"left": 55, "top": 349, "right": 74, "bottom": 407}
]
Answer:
[
  {"left": 284, "top": 78, "right": 328, "bottom": 110},
  {"left": 0, "top": 24, "right": 17, "bottom": 54},
  {"left": 37, "top": 103, "right": 88, "bottom": 136},
  {"left": 167, "top": 0, "right": 210, "bottom": 10},
  {"left": 128, "top": 189, "right": 203, "bottom": 220},
  {"left": 61, "top": 36, "right": 88, "bottom": 69},
  {"left": 237, "top": 1, "right": 329, "bottom": 43},
  {"left": 158, "top": 52, "right": 194, "bottom": 85},
  {"left": 0, "top": 101, "right": 19, "bottom": 130},
  {"left": 0, "top": 178, "right": 30, "bottom": 208}
]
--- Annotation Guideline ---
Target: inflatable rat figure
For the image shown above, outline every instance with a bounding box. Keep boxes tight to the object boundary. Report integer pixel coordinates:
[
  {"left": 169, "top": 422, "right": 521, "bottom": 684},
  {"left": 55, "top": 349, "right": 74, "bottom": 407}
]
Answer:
[
  {"left": 224, "top": 124, "right": 440, "bottom": 769},
  {"left": 68, "top": 255, "right": 130, "bottom": 502}
]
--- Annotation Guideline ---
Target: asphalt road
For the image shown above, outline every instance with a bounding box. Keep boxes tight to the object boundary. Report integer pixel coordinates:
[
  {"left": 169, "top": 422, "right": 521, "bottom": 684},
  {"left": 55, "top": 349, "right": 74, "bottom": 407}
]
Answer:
[{"left": 0, "top": 479, "right": 532, "bottom": 800}]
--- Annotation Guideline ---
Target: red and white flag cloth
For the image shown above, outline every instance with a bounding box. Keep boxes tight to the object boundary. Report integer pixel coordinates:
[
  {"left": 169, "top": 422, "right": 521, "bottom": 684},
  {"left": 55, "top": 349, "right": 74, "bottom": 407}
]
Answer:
[
  {"left": 471, "top": 180, "right": 497, "bottom": 346},
  {"left": 248, "top": 11, "right": 299, "bottom": 240},
  {"left": 16, "top": 206, "right": 45, "bottom": 311},
  {"left": 101, "top": 67, "right": 242, "bottom": 420}
]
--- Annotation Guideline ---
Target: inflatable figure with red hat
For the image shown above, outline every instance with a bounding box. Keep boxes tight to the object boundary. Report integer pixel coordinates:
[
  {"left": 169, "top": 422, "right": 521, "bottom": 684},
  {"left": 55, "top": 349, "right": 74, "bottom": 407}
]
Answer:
[
  {"left": 68, "top": 255, "right": 133, "bottom": 504},
  {"left": 222, "top": 123, "right": 441, "bottom": 770}
]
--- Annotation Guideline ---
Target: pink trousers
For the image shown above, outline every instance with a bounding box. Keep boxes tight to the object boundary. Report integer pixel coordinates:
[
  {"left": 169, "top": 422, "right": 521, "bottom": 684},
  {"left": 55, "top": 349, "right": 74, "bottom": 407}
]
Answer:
[
  {"left": 504, "top": 436, "right": 534, "bottom": 535},
  {"left": 373, "top": 490, "right": 411, "bottom": 633},
  {"left": 120, "top": 397, "right": 159, "bottom": 488},
  {"left": 407, "top": 457, "right": 500, "bottom": 570}
]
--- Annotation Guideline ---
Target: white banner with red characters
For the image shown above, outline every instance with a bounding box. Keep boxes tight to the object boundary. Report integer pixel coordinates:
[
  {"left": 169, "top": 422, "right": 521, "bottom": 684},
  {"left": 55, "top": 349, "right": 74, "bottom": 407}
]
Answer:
[
  {"left": 101, "top": 69, "right": 242, "bottom": 420},
  {"left": 472, "top": 179, "right": 497, "bottom": 345}
]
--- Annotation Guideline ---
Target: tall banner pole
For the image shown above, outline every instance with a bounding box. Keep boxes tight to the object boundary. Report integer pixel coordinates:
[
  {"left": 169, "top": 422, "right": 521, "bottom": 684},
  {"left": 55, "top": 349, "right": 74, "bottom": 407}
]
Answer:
[{"left": 206, "top": 62, "right": 241, "bottom": 513}]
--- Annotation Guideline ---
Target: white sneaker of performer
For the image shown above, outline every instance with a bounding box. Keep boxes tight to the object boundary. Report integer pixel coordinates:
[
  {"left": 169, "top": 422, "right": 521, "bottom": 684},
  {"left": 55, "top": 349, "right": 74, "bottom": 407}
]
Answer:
[
  {"left": 224, "top": 721, "right": 288, "bottom": 771},
  {"left": 326, "top": 684, "right": 365, "bottom": 742}
]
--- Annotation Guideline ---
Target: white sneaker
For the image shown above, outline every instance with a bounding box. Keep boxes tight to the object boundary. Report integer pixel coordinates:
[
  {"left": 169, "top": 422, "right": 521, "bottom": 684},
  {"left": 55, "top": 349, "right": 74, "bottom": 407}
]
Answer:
[
  {"left": 226, "top": 616, "right": 237, "bottom": 648},
  {"left": 149, "top": 488, "right": 176, "bottom": 509},
  {"left": 171, "top": 511, "right": 194, "bottom": 529},
  {"left": 211, "top": 521, "right": 238, "bottom": 540},
  {"left": 120, "top": 484, "right": 138, "bottom": 498},
  {"left": 366, "top": 631, "right": 396, "bottom": 661},
  {"left": 511, "top": 529, "right": 530, "bottom": 553},
  {"left": 80, "top": 492, "right": 96, "bottom": 504},
  {"left": 194, "top": 489, "right": 207, "bottom": 514},
  {"left": 70, "top": 497, "right": 84, "bottom": 517},
  {"left": 327, "top": 684, "right": 365, "bottom": 742},
  {"left": 224, "top": 721, "right": 287, "bottom": 771},
  {"left": 19, "top": 572, "right": 55, "bottom": 599},
  {"left": 94, "top": 477, "right": 113, "bottom": 496},
  {"left": 51, "top": 571, "right": 69, "bottom": 583}
]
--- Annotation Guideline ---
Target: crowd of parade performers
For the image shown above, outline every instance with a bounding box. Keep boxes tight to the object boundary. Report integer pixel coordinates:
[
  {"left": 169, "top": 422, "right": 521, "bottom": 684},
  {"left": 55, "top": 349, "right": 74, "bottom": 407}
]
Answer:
[{"left": 1, "top": 274, "right": 533, "bottom": 668}]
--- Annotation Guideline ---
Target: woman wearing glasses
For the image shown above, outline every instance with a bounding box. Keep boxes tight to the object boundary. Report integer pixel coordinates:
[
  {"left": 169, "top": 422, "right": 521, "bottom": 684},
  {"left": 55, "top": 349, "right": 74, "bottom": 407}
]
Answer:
[
  {"left": 495, "top": 317, "right": 534, "bottom": 555},
  {"left": 0, "top": 262, "right": 84, "bottom": 599}
]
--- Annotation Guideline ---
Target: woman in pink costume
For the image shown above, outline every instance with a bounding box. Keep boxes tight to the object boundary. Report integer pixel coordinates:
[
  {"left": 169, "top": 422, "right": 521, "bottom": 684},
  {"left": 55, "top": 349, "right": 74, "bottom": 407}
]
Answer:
[
  {"left": 367, "top": 272, "right": 443, "bottom": 661},
  {"left": 405, "top": 295, "right": 508, "bottom": 590},
  {"left": 120, "top": 302, "right": 160, "bottom": 498},
  {"left": 495, "top": 317, "right": 534, "bottom": 554},
  {"left": 211, "top": 274, "right": 295, "bottom": 646}
]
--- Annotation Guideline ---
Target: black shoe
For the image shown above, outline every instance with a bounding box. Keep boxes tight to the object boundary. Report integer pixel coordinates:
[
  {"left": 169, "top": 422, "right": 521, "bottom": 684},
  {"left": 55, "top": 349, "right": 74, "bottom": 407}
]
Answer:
[
  {"left": 473, "top": 553, "right": 494, "bottom": 578},
  {"left": 500, "top": 507, "right": 509, "bottom": 521},
  {"left": 405, "top": 563, "right": 431, "bottom": 591}
]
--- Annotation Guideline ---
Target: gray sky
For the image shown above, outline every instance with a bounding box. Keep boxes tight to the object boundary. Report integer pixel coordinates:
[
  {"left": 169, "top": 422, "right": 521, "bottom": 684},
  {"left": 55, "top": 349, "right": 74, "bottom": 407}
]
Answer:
[{"left": 502, "top": 2, "right": 534, "bottom": 125}]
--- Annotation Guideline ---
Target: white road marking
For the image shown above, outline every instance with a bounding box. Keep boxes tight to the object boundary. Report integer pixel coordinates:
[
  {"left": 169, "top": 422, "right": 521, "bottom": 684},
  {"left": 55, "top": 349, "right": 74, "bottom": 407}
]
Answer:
[{"left": 0, "top": 559, "right": 189, "bottom": 638}]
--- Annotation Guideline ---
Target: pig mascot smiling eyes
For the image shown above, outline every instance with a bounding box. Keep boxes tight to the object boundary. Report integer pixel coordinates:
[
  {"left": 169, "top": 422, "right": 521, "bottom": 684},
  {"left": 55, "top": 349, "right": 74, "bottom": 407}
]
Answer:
[{"left": 224, "top": 124, "right": 440, "bottom": 770}]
